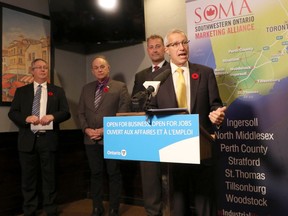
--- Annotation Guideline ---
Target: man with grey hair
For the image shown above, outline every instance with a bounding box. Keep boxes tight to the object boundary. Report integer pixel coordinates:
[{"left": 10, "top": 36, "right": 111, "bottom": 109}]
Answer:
[
  {"left": 151, "top": 29, "right": 226, "bottom": 216},
  {"left": 8, "top": 58, "right": 71, "bottom": 216},
  {"left": 78, "top": 55, "right": 131, "bottom": 216}
]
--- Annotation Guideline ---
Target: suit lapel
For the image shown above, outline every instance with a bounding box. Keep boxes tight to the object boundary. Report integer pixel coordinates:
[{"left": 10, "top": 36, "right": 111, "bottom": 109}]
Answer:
[
  {"left": 46, "top": 84, "right": 53, "bottom": 112},
  {"left": 86, "top": 82, "right": 97, "bottom": 111},
  {"left": 100, "top": 80, "right": 112, "bottom": 102},
  {"left": 27, "top": 84, "right": 35, "bottom": 109},
  {"left": 161, "top": 68, "right": 178, "bottom": 107},
  {"left": 189, "top": 63, "right": 200, "bottom": 111},
  {"left": 167, "top": 75, "right": 178, "bottom": 106},
  {"left": 93, "top": 80, "right": 112, "bottom": 111}
]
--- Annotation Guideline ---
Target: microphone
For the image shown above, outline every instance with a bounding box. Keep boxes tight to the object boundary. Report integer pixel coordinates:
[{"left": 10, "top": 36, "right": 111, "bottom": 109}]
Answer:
[
  {"left": 143, "top": 81, "right": 161, "bottom": 97},
  {"left": 153, "top": 69, "right": 171, "bottom": 84},
  {"left": 146, "top": 86, "right": 155, "bottom": 94},
  {"left": 131, "top": 69, "right": 170, "bottom": 112}
]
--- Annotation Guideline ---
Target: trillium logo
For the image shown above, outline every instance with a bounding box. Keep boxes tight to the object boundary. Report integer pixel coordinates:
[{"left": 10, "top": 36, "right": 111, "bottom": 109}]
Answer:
[{"left": 121, "top": 149, "right": 127, "bottom": 156}]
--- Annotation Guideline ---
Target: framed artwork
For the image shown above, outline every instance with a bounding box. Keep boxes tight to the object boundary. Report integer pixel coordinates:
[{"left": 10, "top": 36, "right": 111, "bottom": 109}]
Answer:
[{"left": 0, "top": 3, "right": 51, "bottom": 106}]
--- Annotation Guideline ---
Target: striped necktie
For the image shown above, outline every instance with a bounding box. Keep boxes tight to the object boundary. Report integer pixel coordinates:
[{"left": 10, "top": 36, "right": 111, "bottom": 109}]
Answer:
[
  {"left": 176, "top": 68, "right": 187, "bottom": 108},
  {"left": 94, "top": 84, "right": 103, "bottom": 109},
  {"left": 32, "top": 85, "right": 42, "bottom": 133}
]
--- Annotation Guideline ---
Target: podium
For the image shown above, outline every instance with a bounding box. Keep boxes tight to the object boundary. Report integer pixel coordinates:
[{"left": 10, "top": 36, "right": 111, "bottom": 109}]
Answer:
[
  {"left": 161, "top": 125, "right": 215, "bottom": 216},
  {"left": 105, "top": 111, "right": 215, "bottom": 216}
]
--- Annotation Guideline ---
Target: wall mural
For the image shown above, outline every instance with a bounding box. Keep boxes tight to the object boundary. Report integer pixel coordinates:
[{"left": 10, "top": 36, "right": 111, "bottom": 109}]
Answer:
[{"left": 1, "top": 3, "right": 51, "bottom": 105}]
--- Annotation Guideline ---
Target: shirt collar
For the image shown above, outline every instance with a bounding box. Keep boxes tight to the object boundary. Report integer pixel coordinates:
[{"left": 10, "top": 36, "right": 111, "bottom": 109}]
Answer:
[
  {"left": 170, "top": 62, "right": 189, "bottom": 74},
  {"left": 96, "top": 77, "right": 109, "bottom": 88},
  {"left": 34, "top": 81, "right": 47, "bottom": 89},
  {"left": 152, "top": 60, "right": 166, "bottom": 69}
]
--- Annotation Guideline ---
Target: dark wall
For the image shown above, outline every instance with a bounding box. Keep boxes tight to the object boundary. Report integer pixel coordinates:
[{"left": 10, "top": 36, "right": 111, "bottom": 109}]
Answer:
[
  {"left": 0, "top": 132, "right": 22, "bottom": 215},
  {"left": 0, "top": 130, "right": 142, "bottom": 216}
]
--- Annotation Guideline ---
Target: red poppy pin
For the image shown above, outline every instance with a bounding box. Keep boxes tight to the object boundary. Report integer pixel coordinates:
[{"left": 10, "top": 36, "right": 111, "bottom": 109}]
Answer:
[
  {"left": 103, "top": 86, "right": 109, "bottom": 93},
  {"left": 48, "top": 91, "right": 54, "bottom": 96},
  {"left": 191, "top": 73, "right": 199, "bottom": 80}
]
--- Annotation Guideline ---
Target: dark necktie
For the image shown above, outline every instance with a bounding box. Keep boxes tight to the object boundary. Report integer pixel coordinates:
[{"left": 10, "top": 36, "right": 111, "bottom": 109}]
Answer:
[
  {"left": 32, "top": 85, "right": 42, "bottom": 133},
  {"left": 94, "top": 84, "right": 103, "bottom": 109},
  {"left": 153, "top": 65, "right": 160, "bottom": 71}
]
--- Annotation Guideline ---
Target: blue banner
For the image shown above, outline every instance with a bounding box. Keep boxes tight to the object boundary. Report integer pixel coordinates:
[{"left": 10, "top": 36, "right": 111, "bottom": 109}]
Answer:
[{"left": 104, "top": 114, "right": 200, "bottom": 164}]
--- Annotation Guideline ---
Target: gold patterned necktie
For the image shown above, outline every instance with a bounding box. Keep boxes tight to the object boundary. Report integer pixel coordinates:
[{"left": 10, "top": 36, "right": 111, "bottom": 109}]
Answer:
[{"left": 176, "top": 68, "right": 187, "bottom": 108}]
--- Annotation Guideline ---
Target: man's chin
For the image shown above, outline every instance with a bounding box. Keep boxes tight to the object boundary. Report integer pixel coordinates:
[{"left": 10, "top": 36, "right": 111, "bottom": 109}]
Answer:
[{"left": 178, "top": 58, "right": 188, "bottom": 64}]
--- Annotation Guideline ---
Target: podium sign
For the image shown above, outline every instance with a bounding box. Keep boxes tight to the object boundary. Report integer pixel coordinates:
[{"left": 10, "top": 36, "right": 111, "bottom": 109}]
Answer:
[{"left": 104, "top": 114, "right": 200, "bottom": 164}]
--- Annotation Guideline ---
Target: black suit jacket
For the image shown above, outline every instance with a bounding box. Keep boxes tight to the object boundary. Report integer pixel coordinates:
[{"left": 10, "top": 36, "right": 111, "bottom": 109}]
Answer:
[
  {"left": 132, "top": 61, "right": 168, "bottom": 96},
  {"left": 8, "top": 83, "right": 71, "bottom": 152},
  {"left": 150, "top": 62, "right": 223, "bottom": 133}
]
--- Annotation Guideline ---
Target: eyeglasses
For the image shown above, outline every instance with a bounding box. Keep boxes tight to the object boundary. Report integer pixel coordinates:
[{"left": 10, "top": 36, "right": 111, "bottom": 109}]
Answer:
[
  {"left": 166, "top": 40, "right": 190, "bottom": 48},
  {"left": 33, "top": 66, "right": 49, "bottom": 70}
]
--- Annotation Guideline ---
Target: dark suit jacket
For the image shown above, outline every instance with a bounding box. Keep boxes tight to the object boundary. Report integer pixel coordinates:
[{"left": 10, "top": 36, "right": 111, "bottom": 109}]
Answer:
[
  {"left": 8, "top": 83, "right": 71, "bottom": 152},
  {"left": 150, "top": 62, "right": 223, "bottom": 133},
  {"left": 131, "top": 61, "right": 168, "bottom": 96},
  {"left": 78, "top": 79, "right": 131, "bottom": 145}
]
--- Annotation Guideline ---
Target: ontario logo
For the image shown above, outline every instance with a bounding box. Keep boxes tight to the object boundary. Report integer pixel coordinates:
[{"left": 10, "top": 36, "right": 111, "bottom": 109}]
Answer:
[
  {"left": 106, "top": 149, "right": 127, "bottom": 157},
  {"left": 121, "top": 149, "right": 127, "bottom": 157},
  {"left": 194, "top": 0, "right": 252, "bottom": 23}
]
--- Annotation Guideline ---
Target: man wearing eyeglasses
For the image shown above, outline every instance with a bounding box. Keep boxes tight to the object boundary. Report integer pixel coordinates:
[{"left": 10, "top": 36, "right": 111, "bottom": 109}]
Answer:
[
  {"left": 150, "top": 29, "right": 226, "bottom": 216},
  {"left": 8, "top": 58, "right": 71, "bottom": 216}
]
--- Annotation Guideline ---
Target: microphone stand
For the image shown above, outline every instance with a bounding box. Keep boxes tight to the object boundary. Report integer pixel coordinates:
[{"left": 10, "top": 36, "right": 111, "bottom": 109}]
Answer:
[
  {"left": 131, "top": 91, "right": 147, "bottom": 112},
  {"left": 143, "top": 85, "right": 155, "bottom": 111},
  {"left": 143, "top": 91, "right": 152, "bottom": 112}
]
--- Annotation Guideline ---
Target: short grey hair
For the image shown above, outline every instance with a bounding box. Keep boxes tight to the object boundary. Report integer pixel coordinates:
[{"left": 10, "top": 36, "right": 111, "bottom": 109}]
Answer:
[
  {"left": 164, "top": 29, "right": 187, "bottom": 47},
  {"left": 91, "top": 55, "right": 110, "bottom": 67}
]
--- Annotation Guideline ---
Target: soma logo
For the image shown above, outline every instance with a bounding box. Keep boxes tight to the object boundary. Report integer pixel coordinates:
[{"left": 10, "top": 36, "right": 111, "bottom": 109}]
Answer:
[{"left": 194, "top": 0, "right": 252, "bottom": 23}]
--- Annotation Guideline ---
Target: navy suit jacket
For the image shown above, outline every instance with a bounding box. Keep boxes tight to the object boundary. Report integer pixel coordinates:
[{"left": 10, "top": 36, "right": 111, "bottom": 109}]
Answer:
[
  {"left": 150, "top": 62, "right": 223, "bottom": 133},
  {"left": 8, "top": 83, "right": 71, "bottom": 152}
]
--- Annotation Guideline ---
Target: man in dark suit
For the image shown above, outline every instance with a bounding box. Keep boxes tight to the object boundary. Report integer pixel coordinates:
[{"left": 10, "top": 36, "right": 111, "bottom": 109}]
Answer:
[
  {"left": 78, "top": 56, "right": 130, "bottom": 216},
  {"left": 132, "top": 34, "right": 167, "bottom": 96},
  {"left": 150, "top": 29, "right": 226, "bottom": 216},
  {"left": 131, "top": 34, "right": 167, "bottom": 216},
  {"left": 8, "top": 58, "right": 71, "bottom": 216}
]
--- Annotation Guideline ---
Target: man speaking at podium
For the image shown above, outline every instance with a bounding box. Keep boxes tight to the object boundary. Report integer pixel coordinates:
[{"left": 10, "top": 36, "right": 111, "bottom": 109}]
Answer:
[{"left": 150, "top": 29, "right": 226, "bottom": 216}]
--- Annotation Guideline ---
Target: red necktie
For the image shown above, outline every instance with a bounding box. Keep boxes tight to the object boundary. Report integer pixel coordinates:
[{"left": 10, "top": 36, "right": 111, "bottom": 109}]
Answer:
[{"left": 153, "top": 65, "right": 160, "bottom": 71}]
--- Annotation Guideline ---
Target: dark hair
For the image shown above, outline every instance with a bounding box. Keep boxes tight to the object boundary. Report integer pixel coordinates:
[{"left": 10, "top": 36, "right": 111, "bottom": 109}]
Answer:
[{"left": 147, "top": 34, "right": 164, "bottom": 44}]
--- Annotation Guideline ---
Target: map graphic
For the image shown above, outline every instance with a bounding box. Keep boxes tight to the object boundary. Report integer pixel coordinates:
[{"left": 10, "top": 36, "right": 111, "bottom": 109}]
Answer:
[
  {"left": 186, "top": 0, "right": 288, "bottom": 215},
  {"left": 187, "top": 0, "right": 288, "bottom": 106}
]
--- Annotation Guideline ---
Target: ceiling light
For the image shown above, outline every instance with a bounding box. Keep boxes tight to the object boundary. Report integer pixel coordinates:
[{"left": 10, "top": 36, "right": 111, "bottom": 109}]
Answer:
[{"left": 97, "top": 0, "right": 117, "bottom": 11}]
